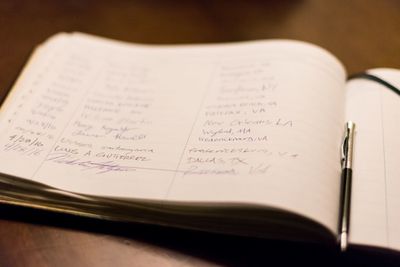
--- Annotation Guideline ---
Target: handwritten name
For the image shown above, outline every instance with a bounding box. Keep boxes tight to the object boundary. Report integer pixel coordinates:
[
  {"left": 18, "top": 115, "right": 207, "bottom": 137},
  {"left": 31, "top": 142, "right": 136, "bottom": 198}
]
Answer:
[{"left": 46, "top": 152, "right": 136, "bottom": 174}]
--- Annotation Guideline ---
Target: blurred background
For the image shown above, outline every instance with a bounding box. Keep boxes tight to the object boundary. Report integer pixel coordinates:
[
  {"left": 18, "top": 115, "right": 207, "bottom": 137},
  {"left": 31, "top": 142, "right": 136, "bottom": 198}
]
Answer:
[
  {"left": 0, "top": 1, "right": 400, "bottom": 266},
  {"left": 1, "top": 0, "right": 399, "bottom": 77}
]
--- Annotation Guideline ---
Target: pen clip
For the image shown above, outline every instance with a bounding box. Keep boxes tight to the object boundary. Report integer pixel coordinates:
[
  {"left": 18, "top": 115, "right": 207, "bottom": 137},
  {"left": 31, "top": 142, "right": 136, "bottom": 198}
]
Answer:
[
  {"left": 341, "top": 131, "right": 349, "bottom": 169},
  {"left": 341, "top": 121, "right": 355, "bottom": 169}
]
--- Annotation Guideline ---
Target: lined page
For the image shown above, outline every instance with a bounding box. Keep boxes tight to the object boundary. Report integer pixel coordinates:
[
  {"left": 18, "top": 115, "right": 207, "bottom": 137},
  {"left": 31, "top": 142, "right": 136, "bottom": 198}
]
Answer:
[
  {"left": 0, "top": 33, "right": 346, "bottom": 234},
  {"left": 346, "top": 69, "right": 400, "bottom": 251}
]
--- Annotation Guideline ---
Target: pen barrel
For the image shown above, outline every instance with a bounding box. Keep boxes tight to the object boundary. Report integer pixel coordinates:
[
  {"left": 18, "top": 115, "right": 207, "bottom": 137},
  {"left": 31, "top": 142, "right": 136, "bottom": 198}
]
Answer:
[{"left": 339, "top": 168, "right": 352, "bottom": 234}]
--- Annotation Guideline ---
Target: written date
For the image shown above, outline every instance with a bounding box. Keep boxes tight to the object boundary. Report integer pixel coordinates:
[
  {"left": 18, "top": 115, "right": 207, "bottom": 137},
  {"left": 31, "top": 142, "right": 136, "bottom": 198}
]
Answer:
[{"left": 3, "top": 134, "right": 44, "bottom": 156}]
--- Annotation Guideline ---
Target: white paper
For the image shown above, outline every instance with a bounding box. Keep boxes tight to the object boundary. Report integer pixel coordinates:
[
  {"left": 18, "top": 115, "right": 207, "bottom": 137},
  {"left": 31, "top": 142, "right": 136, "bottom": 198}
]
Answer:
[
  {"left": 0, "top": 33, "right": 346, "bottom": 234},
  {"left": 346, "top": 69, "right": 400, "bottom": 251}
]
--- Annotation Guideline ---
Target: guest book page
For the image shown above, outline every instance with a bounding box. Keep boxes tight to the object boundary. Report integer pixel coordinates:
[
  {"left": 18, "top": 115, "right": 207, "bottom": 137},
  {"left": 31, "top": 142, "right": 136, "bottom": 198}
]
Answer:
[
  {"left": 346, "top": 69, "right": 400, "bottom": 251},
  {"left": 0, "top": 33, "right": 346, "bottom": 233}
]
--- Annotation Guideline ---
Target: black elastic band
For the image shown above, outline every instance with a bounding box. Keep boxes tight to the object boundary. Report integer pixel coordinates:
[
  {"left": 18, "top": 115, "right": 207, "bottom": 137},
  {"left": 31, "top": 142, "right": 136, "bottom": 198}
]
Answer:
[{"left": 347, "top": 72, "right": 400, "bottom": 97}]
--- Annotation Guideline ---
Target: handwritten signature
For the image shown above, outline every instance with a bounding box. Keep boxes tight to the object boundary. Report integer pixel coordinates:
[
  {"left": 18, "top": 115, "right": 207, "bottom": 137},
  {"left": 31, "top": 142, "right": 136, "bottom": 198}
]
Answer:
[{"left": 46, "top": 152, "right": 136, "bottom": 174}]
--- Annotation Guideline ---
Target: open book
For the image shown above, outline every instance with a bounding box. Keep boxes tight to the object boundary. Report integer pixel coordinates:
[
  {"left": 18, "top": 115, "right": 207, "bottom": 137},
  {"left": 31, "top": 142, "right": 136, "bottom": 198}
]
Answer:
[{"left": 0, "top": 33, "right": 399, "bottom": 252}]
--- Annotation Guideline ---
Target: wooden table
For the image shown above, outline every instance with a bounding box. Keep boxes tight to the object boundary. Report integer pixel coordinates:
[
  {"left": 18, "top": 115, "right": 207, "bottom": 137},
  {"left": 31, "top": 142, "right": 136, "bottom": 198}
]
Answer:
[{"left": 0, "top": 1, "right": 399, "bottom": 266}]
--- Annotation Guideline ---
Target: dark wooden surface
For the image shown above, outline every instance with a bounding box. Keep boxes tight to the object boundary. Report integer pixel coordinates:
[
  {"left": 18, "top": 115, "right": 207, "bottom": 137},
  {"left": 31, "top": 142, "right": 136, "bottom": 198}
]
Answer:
[{"left": 0, "top": 1, "right": 400, "bottom": 266}]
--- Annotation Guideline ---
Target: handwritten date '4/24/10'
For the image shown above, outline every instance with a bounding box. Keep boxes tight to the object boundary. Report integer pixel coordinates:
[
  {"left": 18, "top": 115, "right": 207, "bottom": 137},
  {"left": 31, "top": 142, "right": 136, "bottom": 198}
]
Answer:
[{"left": 4, "top": 134, "right": 45, "bottom": 156}]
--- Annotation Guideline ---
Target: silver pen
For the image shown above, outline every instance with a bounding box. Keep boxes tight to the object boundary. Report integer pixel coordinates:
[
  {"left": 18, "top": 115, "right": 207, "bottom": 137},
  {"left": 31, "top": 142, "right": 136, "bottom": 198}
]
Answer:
[{"left": 339, "top": 121, "right": 355, "bottom": 251}]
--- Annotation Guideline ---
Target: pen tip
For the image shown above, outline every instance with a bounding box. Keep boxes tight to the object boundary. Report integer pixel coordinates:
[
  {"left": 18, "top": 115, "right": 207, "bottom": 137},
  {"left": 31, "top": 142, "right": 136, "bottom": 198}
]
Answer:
[{"left": 340, "top": 233, "right": 348, "bottom": 252}]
